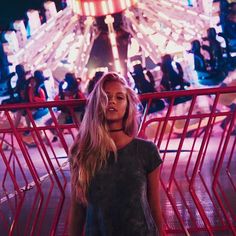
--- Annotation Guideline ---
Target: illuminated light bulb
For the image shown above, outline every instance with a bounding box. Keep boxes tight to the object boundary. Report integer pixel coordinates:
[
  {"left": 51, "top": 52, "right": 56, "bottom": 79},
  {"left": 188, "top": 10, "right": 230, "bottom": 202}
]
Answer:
[
  {"left": 112, "top": 46, "right": 119, "bottom": 58},
  {"left": 137, "top": 32, "right": 143, "bottom": 39},
  {"left": 84, "top": 2, "right": 90, "bottom": 15},
  {"left": 72, "top": 0, "right": 80, "bottom": 14},
  {"left": 184, "top": 33, "right": 193, "bottom": 41},
  {"left": 89, "top": 2, "right": 96, "bottom": 16},
  {"left": 199, "top": 14, "right": 210, "bottom": 20},
  {"left": 85, "top": 17, "right": 93, "bottom": 25},
  {"left": 108, "top": 0, "right": 114, "bottom": 13},
  {"left": 120, "top": 0, "right": 126, "bottom": 9},
  {"left": 158, "top": 12, "right": 170, "bottom": 21},
  {"left": 105, "top": 15, "right": 114, "bottom": 24},
  {"left": 186, "top": 9, "right": 198, "bottom": 16},
  {"left": 172, "top": 32, "right": 179, "bottom": 41},
  {"left": 71, "top": 0, "right": 76, "bottom": 11},
  {"left": 114, "top": 59, "right": 122, "bottom": 73},
  {"left": 101, "top": 1, "right": 108, "bottom": 15},
  {"left": 45, "top": 22, "right": 54, "bottom": 31},
  {"left": 125, "top": 0, "right": 131, "bottom": 7},
  {"left": 159, "top": 0, "right": 172, "bottom": 7},
  {"left": 174, "top": 5, "right": 185, "bottom": 11},
  {"left": 184, "top": 27, "right": 196, "bottom": 36},
  {"left": 53, "top": 32, "right": 62, "bottom": 43},
  {"left": 25, "top": 40, "right": 35, "bottom": 49},
  {"left": 33, "top": 54, "right": 44, "bottom": 66},
  {"left": 163, "top": 27, "right": 171, "bottom": 36},
  {"left": 15, "top": 49, "right": 24, "bottom": 58},
  {"left": 109, "top": 33, "right": 116, "bottom": 45},
  {"left": 68, "top": 47, "right": 79, "bottom": 63},
  {"left": 171, "top": 19, "right": 182, "bottom": 28},
  {"left": 35, "top": 31, "right": 45, "bottom": 40},
  {"left": 43, "top": 43, "right": 52, "bottom": 54},
  {"left": 124, "top": 10, "right": 132, "bottom": 18}
]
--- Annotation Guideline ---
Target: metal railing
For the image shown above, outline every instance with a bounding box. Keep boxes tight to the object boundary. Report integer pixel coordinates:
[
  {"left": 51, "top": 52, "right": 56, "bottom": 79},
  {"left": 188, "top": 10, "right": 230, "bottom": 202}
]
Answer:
[{"left": 0, "top": 86, "right": 235, "bottom": 235}]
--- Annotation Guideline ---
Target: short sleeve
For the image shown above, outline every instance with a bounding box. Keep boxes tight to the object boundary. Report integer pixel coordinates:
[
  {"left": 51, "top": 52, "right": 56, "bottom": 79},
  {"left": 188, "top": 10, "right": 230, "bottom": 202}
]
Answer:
[{"left": 143, "top": 141, "right": 163, "bottom": 174}]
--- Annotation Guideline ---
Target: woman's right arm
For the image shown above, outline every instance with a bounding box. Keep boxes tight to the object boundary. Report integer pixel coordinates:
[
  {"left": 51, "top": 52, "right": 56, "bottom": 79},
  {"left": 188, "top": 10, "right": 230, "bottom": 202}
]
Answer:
[{"left": 69, "top": 190, "right": 86, "bottom": 236}]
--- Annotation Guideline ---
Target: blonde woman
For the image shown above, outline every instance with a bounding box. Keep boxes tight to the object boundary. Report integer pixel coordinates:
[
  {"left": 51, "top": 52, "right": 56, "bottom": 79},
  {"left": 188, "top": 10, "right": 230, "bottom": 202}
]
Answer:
[{"left": 69, "top": 72, "right": 163, "bottom": 236}]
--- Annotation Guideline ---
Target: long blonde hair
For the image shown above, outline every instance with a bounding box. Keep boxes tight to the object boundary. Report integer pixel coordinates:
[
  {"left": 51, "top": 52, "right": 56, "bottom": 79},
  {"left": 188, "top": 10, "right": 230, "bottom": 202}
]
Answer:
[{"left": 70, "top": 72, "right": 140, "bottom": 203}]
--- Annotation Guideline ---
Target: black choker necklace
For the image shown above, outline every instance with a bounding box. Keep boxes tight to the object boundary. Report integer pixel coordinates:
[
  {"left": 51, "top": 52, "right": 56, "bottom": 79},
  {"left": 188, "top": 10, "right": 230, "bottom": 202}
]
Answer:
[{"left": 109, "top": 128, "right": 123, "bottom": 132}]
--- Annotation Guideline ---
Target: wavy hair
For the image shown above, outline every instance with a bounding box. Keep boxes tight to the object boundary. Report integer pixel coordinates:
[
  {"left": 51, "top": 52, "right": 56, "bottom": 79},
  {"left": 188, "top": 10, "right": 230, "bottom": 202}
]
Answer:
[{"left": 70, "top": 72, "right": 140, "bottom": 204}]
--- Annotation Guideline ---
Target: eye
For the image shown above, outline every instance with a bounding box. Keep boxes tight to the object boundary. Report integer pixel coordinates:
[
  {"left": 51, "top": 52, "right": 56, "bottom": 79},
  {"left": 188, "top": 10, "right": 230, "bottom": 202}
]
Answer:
[
  {"left": 106, "top": 94, "right": 112, "bottom": 100},
  {"left": 117, "top": 95, "right": 125, "bottom": 100}
]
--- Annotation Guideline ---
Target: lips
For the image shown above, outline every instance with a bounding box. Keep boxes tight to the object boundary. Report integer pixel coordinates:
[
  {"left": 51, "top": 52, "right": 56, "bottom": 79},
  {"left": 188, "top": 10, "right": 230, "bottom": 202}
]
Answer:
[{"left": 107, "top": 107, "right": 117, "bottom": 112}]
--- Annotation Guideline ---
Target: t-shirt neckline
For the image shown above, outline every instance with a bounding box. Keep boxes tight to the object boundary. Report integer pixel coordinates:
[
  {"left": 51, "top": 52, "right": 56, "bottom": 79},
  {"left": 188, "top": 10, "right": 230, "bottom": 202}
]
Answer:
[{"left": 117, "top": 138, "right": 136, "bottom": 152}]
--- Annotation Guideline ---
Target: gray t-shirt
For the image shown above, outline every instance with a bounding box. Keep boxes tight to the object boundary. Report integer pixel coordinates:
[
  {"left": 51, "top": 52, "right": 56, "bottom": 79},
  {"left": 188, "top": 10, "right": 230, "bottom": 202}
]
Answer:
[{"left": 85, "top": 138, "right": 163, "bottom": 236}]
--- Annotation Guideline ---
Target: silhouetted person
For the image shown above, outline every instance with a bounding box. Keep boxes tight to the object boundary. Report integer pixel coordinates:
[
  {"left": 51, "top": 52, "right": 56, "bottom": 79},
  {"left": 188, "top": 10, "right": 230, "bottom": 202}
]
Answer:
[
  {"left": 131, "top": 64, "right": 156, "bottom": 94},
  {"left": 87, "top": 71, "right": 104, "bottom": 94},
  {"left": 160, "top": 55, "right": 191, "bottom": 105},
  {"left": 33, "top": 70, "right": 49, "bottom": 100},
  {"left": 187, "top": 40, "right": 211, "bottom": 81},
  {"left": 14, "top": 75, "right": 48, "bottom": 132},
  {"left": 131, "top": 64, "right": 165, "bottom": 113},
  {"left": 55, "top": 73, "right": 85, "bottom": 124},
  {"left": 2, "top": 64, "right": 30, "bottom": 105},
  {"left": 160, "top": 54, "right": 188, "bottom": 91},
  {"left": 202, "top": 28, "right": 223, "bottom": 71},
  {"left": 189, "top": 40, "right": 207, "bottom": 72}
]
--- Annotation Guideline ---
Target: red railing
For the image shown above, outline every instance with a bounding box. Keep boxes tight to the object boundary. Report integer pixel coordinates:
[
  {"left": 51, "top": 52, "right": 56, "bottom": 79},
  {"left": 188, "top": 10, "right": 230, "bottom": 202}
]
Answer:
[{"left": 0, "top": 86, "right": 235, "bottom": 235}]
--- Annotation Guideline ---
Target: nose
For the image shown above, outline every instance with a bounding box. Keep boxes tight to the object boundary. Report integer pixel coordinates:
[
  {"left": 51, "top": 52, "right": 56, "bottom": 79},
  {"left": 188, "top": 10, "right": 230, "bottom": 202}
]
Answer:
[
  {"left": 108, "top": 96, "right": 116, "bottom": 104},
  {"left": 108, "top": 99, "right": 115, "bottom": 105}
]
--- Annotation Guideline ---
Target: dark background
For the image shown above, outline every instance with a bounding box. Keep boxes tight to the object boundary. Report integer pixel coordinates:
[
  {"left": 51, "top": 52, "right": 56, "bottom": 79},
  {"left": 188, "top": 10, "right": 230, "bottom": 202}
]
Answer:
[{"left": 0, "top": 0, "right": 62, "bottom": 30}]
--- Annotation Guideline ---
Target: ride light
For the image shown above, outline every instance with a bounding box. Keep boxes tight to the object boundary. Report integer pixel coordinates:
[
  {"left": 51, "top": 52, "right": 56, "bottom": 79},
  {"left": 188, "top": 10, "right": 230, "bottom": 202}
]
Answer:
[
  {"left": 62, "top": 81, "right": 68, "bottom": 90},
  {"left": 71, "top": 0, "right": 138, "bottom": 16}
]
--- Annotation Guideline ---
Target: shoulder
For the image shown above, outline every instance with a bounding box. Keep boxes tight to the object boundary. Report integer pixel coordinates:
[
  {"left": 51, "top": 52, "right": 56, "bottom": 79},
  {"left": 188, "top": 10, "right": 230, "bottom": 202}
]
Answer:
[
  {"left": 133, "top": 138, "right": 159, "bottom": 155},
  {"left": 134, "top": 138, "right": 157, "bottom": 149},
  {"left": 134, "top": 138, "right": 162, "bottom": 172}
]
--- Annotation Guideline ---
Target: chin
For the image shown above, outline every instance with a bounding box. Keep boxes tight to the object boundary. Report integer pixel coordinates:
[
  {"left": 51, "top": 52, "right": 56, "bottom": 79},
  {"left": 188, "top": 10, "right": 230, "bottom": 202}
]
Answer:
[{"left": 106, "top": 117, "right": 122, "bottom": 122}]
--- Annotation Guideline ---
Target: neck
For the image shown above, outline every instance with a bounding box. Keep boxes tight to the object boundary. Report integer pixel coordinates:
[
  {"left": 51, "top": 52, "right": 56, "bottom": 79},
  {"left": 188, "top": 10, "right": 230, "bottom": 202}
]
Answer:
[
  {"left": 108, "top": 125, "right": 124, "bottom": 144},
  {"left": 109, "top": 128, "right": 123, "bottom": 132}
]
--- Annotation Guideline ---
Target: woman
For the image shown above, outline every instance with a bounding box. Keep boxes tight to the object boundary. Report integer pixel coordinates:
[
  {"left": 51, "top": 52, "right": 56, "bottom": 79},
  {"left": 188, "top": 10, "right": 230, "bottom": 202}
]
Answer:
[
  {"left": 28, "top": 76, "right": 48, "bottom": 120},
  {"left": 55, "top": 73, "right": 85, "bottom": 124},
  {"left": 69, "top": 72, "right": 163, "bottom": 236},
  {"left": 160, "top": 54, "right": 189, "bottom": 91}
]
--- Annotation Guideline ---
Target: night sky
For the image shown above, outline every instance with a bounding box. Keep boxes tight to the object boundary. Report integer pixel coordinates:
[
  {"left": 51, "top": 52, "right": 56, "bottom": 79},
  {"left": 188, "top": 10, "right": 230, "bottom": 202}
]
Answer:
[{"left": 0, "top": 0, "right": 62, "bottom": 30}]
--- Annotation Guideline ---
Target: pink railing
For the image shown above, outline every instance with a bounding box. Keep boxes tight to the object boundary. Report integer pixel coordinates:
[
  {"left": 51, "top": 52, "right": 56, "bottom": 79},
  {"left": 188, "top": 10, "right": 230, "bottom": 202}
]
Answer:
[{"left": 0, "top": 86, "right": 235, "bottom": 235}]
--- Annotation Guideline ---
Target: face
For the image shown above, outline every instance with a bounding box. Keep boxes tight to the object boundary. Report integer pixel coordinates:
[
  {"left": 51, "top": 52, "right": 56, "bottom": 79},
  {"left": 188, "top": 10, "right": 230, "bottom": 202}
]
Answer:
[
  {"left": 30, "top": 78, "right": 37, "bottom": 87},
  {"left": 103, "top": 81, "right": 128, "bottom": 125}
]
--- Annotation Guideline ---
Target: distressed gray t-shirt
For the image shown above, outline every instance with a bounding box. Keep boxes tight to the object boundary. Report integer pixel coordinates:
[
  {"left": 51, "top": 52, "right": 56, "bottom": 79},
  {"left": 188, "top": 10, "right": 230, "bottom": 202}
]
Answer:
[{"left": 85, "top": 138, "right": 163, "bottom": 236}]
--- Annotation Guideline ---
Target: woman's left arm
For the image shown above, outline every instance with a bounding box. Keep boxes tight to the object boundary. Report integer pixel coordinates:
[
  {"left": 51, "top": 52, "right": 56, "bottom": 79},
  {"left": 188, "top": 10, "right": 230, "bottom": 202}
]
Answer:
[{"left": 147, "top": 167, "right": 164, "bottom": 236}]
